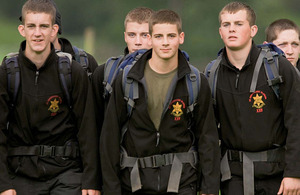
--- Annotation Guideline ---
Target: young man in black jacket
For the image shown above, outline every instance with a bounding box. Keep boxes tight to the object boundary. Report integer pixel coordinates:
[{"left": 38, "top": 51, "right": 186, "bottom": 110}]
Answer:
[
  {"left": 0, "top": 0, "right": 100, "bottom": 194},
  {"left": 207, "top": 2, "right": 300, "bottom": 195},
  {"left": 91, "top": 7, "right": 153, "bottom": 136},
  {"left": 100, "top": 9, "right": 220, "bottom": 195}
]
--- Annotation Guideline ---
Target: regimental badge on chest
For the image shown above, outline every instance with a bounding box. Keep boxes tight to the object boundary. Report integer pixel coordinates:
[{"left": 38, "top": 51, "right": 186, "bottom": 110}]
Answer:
[
  {"left": 169, "top": 99, "right": 186, "bottom": 121},
  {"left": 47, "top": 95, "right": 62, "bottom": 116},
  {"left": 249, "top": 90, "right": 267, "bottom": 113}
]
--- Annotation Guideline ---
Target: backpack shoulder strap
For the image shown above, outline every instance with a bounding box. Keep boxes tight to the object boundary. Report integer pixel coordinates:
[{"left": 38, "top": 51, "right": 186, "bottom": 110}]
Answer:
[
  {"left": 5, "top": 52, "right": 20, "bottom": 105},
  {"left": 72, "top": 46, "right": 91, "bottom": 77},
  {"left": 57, "top": 51, "right": 73, "bottom": 108},
  {"left": 120, "top": 64, "right": 139, "bottom": 145},
  {"left": 103, "top": 55, "right": 124, "bottom": 98},
  {"left": 263, "top": 49, "right": 283, "bottom": 99},
  {"left": 186, "top": 64, "right": 201, "bottom": 114},
  {"left": 205, "top": 54, "right": 222, "bottom": 105},
  {"left": 251, "top": 45, "right": 283, "bottom": 99},
  {"left": 122, "top": 64, "right": 139, "bottom": 117}
]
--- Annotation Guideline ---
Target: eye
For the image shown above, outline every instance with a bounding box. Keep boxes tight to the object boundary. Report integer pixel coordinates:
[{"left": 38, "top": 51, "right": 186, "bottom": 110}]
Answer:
[
  {"left": 128, "top": 33, "right": 135, "bottom": 38},
  {"left": 292, "top": 42, "right": 299, "bottom": 47},
  {"left": 141, "top": 33, "right": 148, "bottom": 38},
  {"left": 278, "top": 43, "right": 287, "bottom": 48},
  {"left": 27, "top": 24, "right": 35, "bottom": 28},
  {"left": 154, "top": 35, "right": 162, "bottom": 38},
  {"left": 41, "top": 24, "right": 49, "bottom": 29}
]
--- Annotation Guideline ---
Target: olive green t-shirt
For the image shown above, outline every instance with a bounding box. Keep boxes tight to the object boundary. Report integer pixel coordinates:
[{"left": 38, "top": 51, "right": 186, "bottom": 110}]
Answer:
[{"left": 144, "top": 61, "right": 177, "bottom": 130}]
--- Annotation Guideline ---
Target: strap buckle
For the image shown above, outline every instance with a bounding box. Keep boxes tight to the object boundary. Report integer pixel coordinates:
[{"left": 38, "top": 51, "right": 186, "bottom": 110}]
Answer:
[
  {"left": 40, "top": 145, "right": 55, "bottom": 157},
  {"left": 152, "top": 154, "right": 166, "bottom": 168}
]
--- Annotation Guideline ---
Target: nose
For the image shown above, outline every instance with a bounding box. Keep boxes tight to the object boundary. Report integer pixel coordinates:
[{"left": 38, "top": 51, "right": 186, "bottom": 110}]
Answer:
[
  {"left": 229, "top": 24, "right": 236, "bottom": 32},
  {"left": 286, "top": 44, "right": 294, "bottom": 55},
  {"left": 34, "top": 27, "right": 42, "bottom": 36},
  {"left": 162, "top": 36, "right": 169, "bottom": 45},
  {"left": 135, "top": 35, "right": 141, "bottom": 45}
]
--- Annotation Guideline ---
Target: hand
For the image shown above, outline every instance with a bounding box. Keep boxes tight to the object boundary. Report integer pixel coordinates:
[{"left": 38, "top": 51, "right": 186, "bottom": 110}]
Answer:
[
  {"left": 82, "top": 189, "right": 101, "bottom": 195},
  {"left": 0, "top": 189, "right": 16, "bottom": 195},
  {"left": 277, "top": 177, "right": 300, "bottom": 195}
]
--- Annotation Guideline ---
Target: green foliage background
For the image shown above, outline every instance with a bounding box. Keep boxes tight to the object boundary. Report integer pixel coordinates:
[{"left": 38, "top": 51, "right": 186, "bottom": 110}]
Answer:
[{"left": 1, "top": 0, "right": 300, "bottom": 71}]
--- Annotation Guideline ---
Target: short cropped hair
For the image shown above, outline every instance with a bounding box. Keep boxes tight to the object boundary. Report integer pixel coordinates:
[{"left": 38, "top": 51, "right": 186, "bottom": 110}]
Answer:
[
  {"left": 124, "top": 7, "right": 154, "bottom": 30},
  {"left": 22, "top": 0, "right": 56, "bottom": 25},
  {"left": 149, "top": 9, "right": 182, "bottom": 35},
  {"left": 265, "top": 19, "right": 300, "bottom": 42},
  {"left": 219, "top": 1, "right": 256, "bottom": 26}
]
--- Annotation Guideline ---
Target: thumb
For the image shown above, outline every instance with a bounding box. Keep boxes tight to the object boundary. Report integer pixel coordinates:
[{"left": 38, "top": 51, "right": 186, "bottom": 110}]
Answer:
[{"left": 277, "top": 181, "right": 284, "bottom": 195}]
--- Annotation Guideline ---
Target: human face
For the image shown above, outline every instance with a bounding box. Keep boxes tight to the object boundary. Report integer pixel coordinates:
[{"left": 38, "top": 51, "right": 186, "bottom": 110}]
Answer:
[
  {"left": 148, "top": 23, "right": 184, "bottom": 61},
  {"left": 18, "top": 12, "right": 58, "bottom": 56},
  {"left": 272, "top": 29, "right": 300, "bottom": 66},
  {"left": 219, "top": 10, "right": 257, "bottom": 51},
  {"left": 124, "top": 22, "right": 151, "bottom": 54}
]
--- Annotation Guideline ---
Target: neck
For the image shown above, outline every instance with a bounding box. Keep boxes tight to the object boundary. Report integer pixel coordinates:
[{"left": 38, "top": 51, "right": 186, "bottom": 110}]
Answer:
[
  {"left": 226, "top": 42, "right": 252, "bottom": 70},
  {"left": 149, "top": 53, "right": 178, "bottom": 74},
  {"left": 53, "top": 37, "right": 62, "bottom": 51},
  {"left": 25, "top": 46, "right": 51, "bottom": 69}
]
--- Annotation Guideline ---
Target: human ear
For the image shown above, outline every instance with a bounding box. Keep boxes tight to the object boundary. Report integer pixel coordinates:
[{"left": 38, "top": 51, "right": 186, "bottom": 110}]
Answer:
[{"left": 18, "top": 25, "right": 25, "bottom": 37}]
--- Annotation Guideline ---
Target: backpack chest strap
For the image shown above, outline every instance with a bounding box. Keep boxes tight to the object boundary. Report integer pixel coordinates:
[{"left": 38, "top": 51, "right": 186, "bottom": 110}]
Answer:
[
  {"left": 221, "top": 147, "right": 285, "bottom": 195},
  {"left": 120, "top": 147, "right": 198, "bottom": 193}
]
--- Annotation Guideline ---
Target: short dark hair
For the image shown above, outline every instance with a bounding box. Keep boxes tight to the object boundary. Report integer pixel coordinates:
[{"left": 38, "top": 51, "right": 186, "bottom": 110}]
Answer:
[
  {"left": 219, "top": 1, "right": 256, "bottom": 26},
  {"left": 265, "top": 19, "right": 300, "bottom": 42},
  {"left": 124, "top": 7, "right": 154, "bottom": 30},
  {"left": 22, "top": 0, "right": 56, "bottom": 25},
  {"left": 149, "top": 9, "right": 182, "bottom": 35}
]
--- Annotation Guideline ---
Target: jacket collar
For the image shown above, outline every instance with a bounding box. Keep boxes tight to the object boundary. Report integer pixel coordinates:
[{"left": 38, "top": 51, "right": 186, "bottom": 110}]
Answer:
[
  {"left": 220, "top": 41, "right": 261, "bottom": 71},
  {"left": 127, "top": 49, "right": 192, "bottom": 81},
  {"left": 19, "top": 40, "right": 57, "bottom": 70},
  {"left": 58, "top": 37, "right": 75, "bottom": 57}
]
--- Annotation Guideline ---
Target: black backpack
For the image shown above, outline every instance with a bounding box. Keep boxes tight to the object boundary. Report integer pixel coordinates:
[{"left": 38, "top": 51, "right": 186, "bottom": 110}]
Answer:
[{"left": 72, "top": 46, "right": 91, "bottom": 78}]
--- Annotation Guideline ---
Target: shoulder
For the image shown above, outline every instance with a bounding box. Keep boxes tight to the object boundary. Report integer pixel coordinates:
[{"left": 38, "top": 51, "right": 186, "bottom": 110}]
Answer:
[{"left": 92, "top": 64, "right": 105, "bottom": 81}]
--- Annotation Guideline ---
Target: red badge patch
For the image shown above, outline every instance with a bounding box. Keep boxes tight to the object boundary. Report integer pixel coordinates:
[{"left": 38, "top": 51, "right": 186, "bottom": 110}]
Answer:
[
  {"left": 249, "top": 90, "right": 267, "bottom": 113},
  {"left": 169, "top": 99, "right": 186, "bottom": 121},
  {"left": 46, "top": 95, "right": 62, "bottom": 116}
]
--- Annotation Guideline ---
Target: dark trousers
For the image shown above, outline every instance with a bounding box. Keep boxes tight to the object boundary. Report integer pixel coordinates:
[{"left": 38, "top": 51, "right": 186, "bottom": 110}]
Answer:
[
  {"left": 122, "top": 182, "right": 197, "bottom": 195},
  {"left": 10, "top": 168, "right": 82, "bottom": 195},
  {"left": 221, "top": 174, "right": 282, "bottom": 195}
]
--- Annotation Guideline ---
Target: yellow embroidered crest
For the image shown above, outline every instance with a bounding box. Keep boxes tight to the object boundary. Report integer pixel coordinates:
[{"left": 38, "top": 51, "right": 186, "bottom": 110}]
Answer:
[
  {"left": 252, "top": 94, "right": 265, "bottom": 109},
  {"left": 47, "top": 95, "right": 62, "bottom": 116},
  {"left": 169, "top": 99, "right": 186, "bottom": 121},
  {"left": 171, "top": 102, "right": 183, "bottom": 117},
  {"left": 249, "top": 91, "right": 267, "bottom": 113},
  {"left": 49, "top": 98, "right": 60, "bottom": 113}
]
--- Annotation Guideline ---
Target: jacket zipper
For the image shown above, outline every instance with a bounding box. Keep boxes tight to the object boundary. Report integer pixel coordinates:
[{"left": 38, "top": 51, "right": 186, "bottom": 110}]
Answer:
[
  {"left": 235, "top": 72, "right": 240, "bottom": 89},
  {"left": 35, "top": 71, "right": 39, "bottom": 85},
  {"left": 156, "top": 131, "right": 160, "bottom": 147}
]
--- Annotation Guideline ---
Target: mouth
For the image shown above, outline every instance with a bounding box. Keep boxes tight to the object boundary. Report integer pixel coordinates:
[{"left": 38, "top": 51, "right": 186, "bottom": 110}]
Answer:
[
  {"left": 33, "top": 39, "right": 44, "bottom": 43},
  {"left": 161, "top": 48, "right": 171, "bottom": 52},
  {"left": 228, "top": 36, "right": 237, "bottom": 40}
]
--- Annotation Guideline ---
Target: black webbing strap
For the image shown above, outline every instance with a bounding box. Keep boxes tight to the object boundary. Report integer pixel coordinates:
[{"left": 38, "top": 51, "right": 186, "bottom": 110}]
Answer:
[
  {"left": 220, "top": 147, "right": 285, "bottom": 195},
  {"left": 250, "top": 49, "right": 267, "bottom": 93},
  {"left": 208, "top": 55, "right": 222, "bottom": 105},
  {"left": 8, "top": 144, "right": 80, "bottom": 158},
  {"left": 120, "top": 147, "right": 198, "bottom": 193}
]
